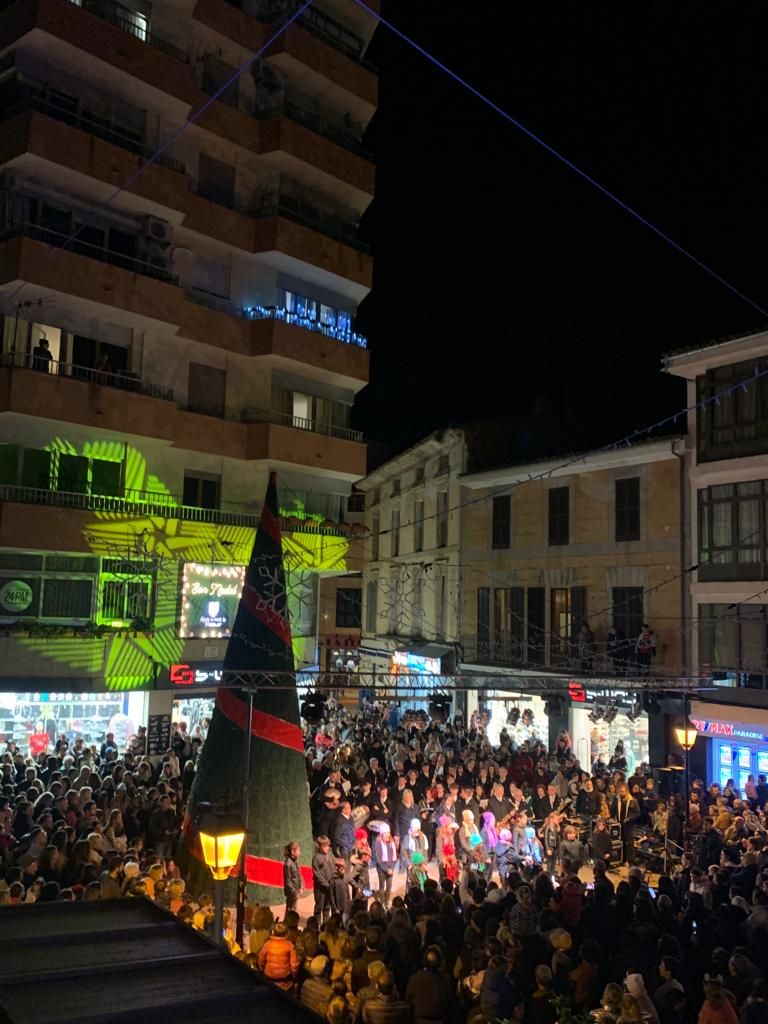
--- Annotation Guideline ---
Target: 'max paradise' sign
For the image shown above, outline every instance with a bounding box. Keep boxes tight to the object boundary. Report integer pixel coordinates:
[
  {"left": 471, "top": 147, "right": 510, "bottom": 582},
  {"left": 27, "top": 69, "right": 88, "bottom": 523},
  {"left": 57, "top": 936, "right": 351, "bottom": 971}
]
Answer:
[{"left": 690, "top": 718, "right": 768, "bottom": 742}]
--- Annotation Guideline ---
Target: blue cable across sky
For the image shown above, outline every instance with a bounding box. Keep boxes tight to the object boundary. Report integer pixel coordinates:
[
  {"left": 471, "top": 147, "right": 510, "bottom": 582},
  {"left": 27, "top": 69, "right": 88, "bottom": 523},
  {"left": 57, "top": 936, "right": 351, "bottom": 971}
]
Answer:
[{"left": 354, "top": 0, "right": 768, "bottom": 321}]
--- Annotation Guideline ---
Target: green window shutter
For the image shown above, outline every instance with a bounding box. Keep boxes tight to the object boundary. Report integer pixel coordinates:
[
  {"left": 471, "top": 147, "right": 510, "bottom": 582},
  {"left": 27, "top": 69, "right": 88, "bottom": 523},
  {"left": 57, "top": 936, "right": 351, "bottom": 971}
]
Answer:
[
  {"left": 21, "top": 449, "right": 51, "bottom": 489},
  {"left": 0, "top": 445, "right": 20, "bottom": 485},
  {"left": 58, "top": 453, "right": 89, "bottom": 494},
  {"left": 91, "top": 459, "right": 123, "bottom": 497}
]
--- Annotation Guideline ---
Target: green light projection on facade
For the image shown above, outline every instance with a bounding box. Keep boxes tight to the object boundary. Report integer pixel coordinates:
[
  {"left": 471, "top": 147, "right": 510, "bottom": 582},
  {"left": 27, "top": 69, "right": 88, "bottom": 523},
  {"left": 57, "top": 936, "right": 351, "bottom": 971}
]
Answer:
[{"left": 17, "top": 440, "right": 349, "bottom": 690}]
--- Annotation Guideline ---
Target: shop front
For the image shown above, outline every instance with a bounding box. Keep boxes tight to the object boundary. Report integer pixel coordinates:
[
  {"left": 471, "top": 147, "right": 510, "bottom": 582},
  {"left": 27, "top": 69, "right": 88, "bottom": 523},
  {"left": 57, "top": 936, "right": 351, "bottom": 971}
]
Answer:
[
  {"left": 166, "top": 661, "right": 221, "bottom": 733},
  {"left": 0, "top": 682, "right": 148, "bottom": 756},
  {"left": 568, "top": 684, "right": 649, "bottom": 771},
  {"left": 689, "top": 700, "right": 768, "bottom": 789},
  {"left": 476, "top": 691, "right": 548, "bottom": 748}
]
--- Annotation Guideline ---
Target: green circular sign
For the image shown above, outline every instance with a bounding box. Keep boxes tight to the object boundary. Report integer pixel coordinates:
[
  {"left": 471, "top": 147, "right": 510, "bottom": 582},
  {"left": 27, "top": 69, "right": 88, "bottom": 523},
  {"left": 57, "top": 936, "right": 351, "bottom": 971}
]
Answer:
[{"left": 0, "top": 579, "right": 33, "bottom": 613}]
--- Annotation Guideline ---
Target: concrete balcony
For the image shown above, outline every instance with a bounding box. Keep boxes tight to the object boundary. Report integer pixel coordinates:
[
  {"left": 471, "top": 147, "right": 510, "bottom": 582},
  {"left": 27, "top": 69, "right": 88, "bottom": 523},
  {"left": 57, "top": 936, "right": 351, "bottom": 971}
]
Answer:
[
  {"left": 248, "top": 312, "right": 369, "bottom": 387},
  {"left": 253, "top": 213, "right": 372, "bottom": 290},
  {"left": 241, "top": 407, "right": 363, "bottom": 442},
  {"left": 246, "top": 420, "right": 366, "bottom": 476},
  {"left": 194, "top": 0, "right": 378, "bottom": 115},
  {"left": 0, "top": 231, "right": 183, "bottom": 329}
]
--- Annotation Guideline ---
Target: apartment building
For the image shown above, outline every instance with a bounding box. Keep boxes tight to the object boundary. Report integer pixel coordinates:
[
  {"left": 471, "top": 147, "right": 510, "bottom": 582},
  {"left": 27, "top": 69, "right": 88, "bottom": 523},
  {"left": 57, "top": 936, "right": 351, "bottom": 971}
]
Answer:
[
  {"left": 357, "top": 430, "right": 464, "bottom": 683},
  {"left": 460, "top": 439, "right": 685, "bottom": 765},
  {"left": 0, "top": 0, "right": 376, "bottom": 748},
  {"left": 665, "top": 330, "right": 768, "bottom": 789}
]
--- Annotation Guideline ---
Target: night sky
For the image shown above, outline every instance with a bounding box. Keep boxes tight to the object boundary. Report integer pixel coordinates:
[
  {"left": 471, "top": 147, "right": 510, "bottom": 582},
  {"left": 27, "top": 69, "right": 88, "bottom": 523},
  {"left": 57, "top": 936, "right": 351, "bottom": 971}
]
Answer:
[{"left": 353, "top": 3, "right": 767, "bottom": 464}]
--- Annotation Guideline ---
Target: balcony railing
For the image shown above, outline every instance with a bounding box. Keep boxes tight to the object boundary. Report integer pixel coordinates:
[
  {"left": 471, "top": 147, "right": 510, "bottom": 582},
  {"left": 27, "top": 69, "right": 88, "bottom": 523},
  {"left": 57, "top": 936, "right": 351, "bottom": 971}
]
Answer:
[
  {"left": 255, "top": 91, "right": 370, "bottom": 160},
  {"left": 243, "top": 304, "right": 367, "bottom": 349},
  {"left": 0, "top": 222, "right": 178, "bottom": 285},
  {"left": 254, "top": 192, "right": 368, "bottom": 252},
  {"left": 0, "top": 484, "right": 352, "bottom": 534},
  {"left": 225, "top": 0, "right": 374, "bottom": 69},
  {"left": 459, "top": 634, "right": 670, "bottom": 677},
  {"left": 0, "top": 352, "right": 174, "bottom": 401},
  {"left": 0, "top": 88, "right": 186, "bottom": 177},
  {"left": 241, "top": 407, "right": 363, "bottom": 442},
  {"left": 66, "top": 0, "right": 190, "bottom": 65}
]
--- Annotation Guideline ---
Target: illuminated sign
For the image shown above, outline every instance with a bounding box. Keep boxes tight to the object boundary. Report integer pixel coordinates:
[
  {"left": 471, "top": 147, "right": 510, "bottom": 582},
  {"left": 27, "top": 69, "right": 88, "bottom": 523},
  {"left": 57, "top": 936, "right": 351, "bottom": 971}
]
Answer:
[
  {"left": 568, "top": 681, "right": 586, "bottom": 703},
  {"left": 170, "top": 663, "right": 223, "bottom": 687},
  {"left": 391, "top": 650, "right": 441, "bottom": 674},
  {"left": 690, "top": 718, "right": 768, "bottom": 741},
  {"left": 180, "top": 563, "right": 246, "bottom": 639},
  {"left": 0, "top": 577, "right": 40, "bottom": 617}
]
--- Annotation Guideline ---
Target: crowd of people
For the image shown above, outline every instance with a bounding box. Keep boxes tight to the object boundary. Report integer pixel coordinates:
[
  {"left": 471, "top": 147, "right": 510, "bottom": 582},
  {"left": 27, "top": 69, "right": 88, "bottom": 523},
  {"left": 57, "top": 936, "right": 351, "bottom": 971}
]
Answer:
[{"left": 4, "top": 701, "right": 768, "bottom": 1024}]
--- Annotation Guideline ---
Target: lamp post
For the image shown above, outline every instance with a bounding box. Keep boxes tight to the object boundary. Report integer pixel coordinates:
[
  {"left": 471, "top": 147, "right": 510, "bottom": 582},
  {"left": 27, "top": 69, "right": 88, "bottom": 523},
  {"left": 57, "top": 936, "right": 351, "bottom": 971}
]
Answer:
[
  {"left": 674, "top": 718, "right": 698, "bottom": 848},
  {"left": 199, "top": 812, "right": 246, "bottom": 948}
]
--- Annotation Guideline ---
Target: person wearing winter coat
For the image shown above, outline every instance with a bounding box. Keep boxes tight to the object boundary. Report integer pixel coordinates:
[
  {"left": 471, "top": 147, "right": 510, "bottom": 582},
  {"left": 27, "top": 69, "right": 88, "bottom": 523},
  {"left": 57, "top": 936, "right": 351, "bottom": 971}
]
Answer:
[
  {"left": 283, "top": 841, "right": 302, "bottom": 914},
  {"left": 494, "top": 828, "right": 516, "bottom": 880},
  {"left": 540, "top": 813, "right": 562, "bottom": 873},
  {"left": 312, "top": 835, "right": 336, "bottom": 922},
  {"left": 372, "top": 825, "right": 397, "bottom": 907},
  {"left": 558, "top": 824, "right": 585, "bottom": 869},
  {"left": 590, "top": 818, "right": 614, "bottom": 866},
  {"left": 257, "top": 921, "right": 300, "bottom": 991},
  {"left": 625, "top": 971, "right": 660, "bottom": 1024}
]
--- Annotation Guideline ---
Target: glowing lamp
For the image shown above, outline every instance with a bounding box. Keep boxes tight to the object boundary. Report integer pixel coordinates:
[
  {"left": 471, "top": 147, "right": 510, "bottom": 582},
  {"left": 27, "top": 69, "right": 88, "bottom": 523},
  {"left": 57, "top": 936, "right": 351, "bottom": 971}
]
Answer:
[
  {"left": 199, "top": 813, "right": 246, "bottom": 881},
  {"left": 674, "top": 725, "right": 698, "bottom": 751}
]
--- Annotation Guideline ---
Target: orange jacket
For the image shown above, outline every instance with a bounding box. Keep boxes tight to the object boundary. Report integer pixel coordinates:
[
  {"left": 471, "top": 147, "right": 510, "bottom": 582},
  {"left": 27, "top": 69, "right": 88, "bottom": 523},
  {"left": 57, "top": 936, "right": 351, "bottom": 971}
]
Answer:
[{"left": 257, "top": 936, "right": 300, "bottom": 987}]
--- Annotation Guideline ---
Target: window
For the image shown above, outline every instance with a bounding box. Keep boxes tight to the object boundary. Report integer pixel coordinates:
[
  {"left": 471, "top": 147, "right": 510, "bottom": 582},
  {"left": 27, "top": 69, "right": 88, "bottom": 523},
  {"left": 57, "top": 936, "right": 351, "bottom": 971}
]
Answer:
[
  {"left": 612, "top": 587, "right": 644, "bottom": 648},
  {"left": 391, "top": 509, "right": 400, "bottom": 556},
  {"left": 0, "top": 445, "right": 19, "bottom": 485},
  {"left": 365, "top": 579, "right": 377, "bottom": 633},
  {"left": 436, "top": 491, "right": 448, "bottom": 547},
  {"left": 548, "top": 486, "right": 569, "bottom": 545},
  {"left": 392, "top": 478, "right": 400, "bottom": 496},
  {"left": 281, "top": 290, "right": 355, "bottom": 339},
  {"left": 411, "top": 577, "right": 423, "bottom": 637},
  {"left": 335, "top": 587, "right": 361, "bottom": 628},
  {"left": 477, "top": 588, "right": 490, "bottom": 656},
  {"left": 527, "top": 587, "right": 545, "bottom": 664},
  {"left": 436, "top": 572, "right": 446, "bottom": 639},
  {"left": 413, "top": 499, "right": 424, "bottom": 552},
  {"left": 101, "top": 579, "right": 150, "bottom": 622},
  {"left": 41, "top": 578, "right": 93, "bottom": 618},
  {"left": 699, "top": 480, "right": 767, "bottom": 580},
  {"left": 21, "top": 449, "right": 51, "bottom": 490},
  {"left": 201, "top": 54, "right": 240, "bottom": 107},
  {"left": 91, "top": 459, "right": 122, "bottom": 498},
  {"left": 697, "top": 358, "right": 768, "bottom": 462},
  {"left": 371, "top": 513, "right": 380, "bottom": 561},
  {"left": 493, "top": 587, "right": 524, "bottom": 663},
  {"left": 436, "top": 454, "right": 449, "bottom": 476},
  {"left": 415, "top": 467, "right": 425, "bottom": 485},
  {"left": 699, "top": 605, "right": 767, "bottom": 688},
  {"left": 491, "top": 494, "right": 511, "bottom": 549},
  {"left": 371, "top": 488, "right": 380, "bottom": 505},
  {"left": 615, "top": 477, "right": 641, "bottom": 541},
  {"left": 57, "top": 453, "right": 88, "bottom": 494},
  {"left": 550, "top": 588, "right": 570, "bottom": 664},
  {"left": 389, "top": 576, "right": 399, "bottom": 633},
  {"left": 193, "top": 257, "right": 230, "bottom": 300},
  {"left": 183, "top": 473, "right": 220, "bottom": 510},
  {"left": 197, "top": 154, "right": 236, "bottom": 209},
  {"left": 188, "top": 362, "right": 226, "bottom": 418}
]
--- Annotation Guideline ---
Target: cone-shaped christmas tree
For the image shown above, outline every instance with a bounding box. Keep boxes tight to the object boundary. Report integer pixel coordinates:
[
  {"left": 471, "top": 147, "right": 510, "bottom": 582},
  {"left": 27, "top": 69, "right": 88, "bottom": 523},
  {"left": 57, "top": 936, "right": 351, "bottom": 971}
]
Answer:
[{"left": 179, "top": 473, "right": 314, "bottom": 905}]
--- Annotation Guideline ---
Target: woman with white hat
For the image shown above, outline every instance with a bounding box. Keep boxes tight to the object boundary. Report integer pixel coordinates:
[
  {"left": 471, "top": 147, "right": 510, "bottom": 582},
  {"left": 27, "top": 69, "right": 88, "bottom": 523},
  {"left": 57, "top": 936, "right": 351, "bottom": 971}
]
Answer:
[{"left": 371, "top": 824, "right": 397, "bottom": 907}]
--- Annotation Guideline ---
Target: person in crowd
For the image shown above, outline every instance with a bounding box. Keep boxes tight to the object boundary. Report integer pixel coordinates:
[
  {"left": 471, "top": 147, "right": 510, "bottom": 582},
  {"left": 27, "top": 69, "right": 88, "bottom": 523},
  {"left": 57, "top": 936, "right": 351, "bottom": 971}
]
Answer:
[{"left": 283, "top": 840, "right": 302, "bottom": 914}]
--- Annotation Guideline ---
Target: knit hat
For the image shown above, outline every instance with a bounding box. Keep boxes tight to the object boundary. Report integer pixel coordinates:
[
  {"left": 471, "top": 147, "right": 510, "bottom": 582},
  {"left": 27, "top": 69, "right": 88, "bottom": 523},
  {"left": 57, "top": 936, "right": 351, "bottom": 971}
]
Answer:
[
  {"left": 354, "top": 828, "right": 367, "bottom": 842},
  {"left": 411, "top": 852, "right": 425, "bottom": 866},
  {"left": 438, "top": 814, "right": 453, "bottom": 827},
  {"left": 308, "top": 955, "right": 328, "bottom": 977},
  {"left": 410, "top": 818, "right": 421, "bottom": 831}
]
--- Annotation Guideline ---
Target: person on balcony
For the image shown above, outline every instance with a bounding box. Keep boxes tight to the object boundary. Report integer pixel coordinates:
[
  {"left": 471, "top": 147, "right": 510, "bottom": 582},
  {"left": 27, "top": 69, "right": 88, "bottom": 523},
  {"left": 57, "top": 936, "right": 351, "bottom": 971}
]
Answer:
[
  {"left": 31, "top": 337, "right": 52, "bottom": 372},
  {"left": 635, "top": 624, "right": 657, "bottom": 676}
]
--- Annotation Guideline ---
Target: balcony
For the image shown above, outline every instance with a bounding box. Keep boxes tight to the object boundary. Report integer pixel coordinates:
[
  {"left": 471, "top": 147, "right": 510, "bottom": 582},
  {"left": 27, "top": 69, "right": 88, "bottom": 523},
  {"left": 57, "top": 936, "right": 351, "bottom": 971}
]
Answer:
[
  {"left": 241, "top": 407, "right": 363, "bottom": 442},
  {"left": 0, "top": 351, "right": 173, "bottom": 401},
  {"left": 244, "top": 304, "right": 366, "bottom": 349},
  {"left": 0, "top": 86, "right": 186, "bottom": 177},
  {"left": 459, "top": 634, "right": 671, "bottom": 677},
  {"left": 258, "top": 90, "right": 371, "bottom": 161},
  {"left": 64, "top": 0, "right": 190, "bottom": 65},
  {"left": 0, "top": 222, "right": 177, "bottom": 285},
  {"left": 0, "top": 482, "right": 353, "bottom": 536},
  {"left": 254, "top": 190, "right": 368, "bottom": 253}
]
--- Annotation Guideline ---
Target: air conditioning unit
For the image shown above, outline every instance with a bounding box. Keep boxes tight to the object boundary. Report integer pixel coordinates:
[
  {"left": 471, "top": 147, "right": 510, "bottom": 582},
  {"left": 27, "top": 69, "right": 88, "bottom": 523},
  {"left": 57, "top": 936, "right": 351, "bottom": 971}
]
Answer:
[
  {"left": 141, "top": 215, "right": 172, "bottom": 246},
  {"left": 137, "top": 245, "right": 172, "bottom": 276}
]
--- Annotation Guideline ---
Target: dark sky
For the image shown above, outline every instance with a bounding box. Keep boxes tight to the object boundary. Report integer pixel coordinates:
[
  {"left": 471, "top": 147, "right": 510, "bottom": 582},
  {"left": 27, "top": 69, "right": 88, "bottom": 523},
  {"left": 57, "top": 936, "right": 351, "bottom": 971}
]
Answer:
[{"left": 353, "top": 3, "right": 767, "bottom": 462}]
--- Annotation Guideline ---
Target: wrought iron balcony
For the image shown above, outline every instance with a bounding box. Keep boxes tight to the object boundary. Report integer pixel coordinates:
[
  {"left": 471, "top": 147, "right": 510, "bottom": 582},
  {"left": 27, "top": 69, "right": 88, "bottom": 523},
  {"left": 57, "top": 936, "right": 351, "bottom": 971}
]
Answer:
[
  {"left": 241, "top": 407, "right": 363, "bottom": 442},
  {"left": 0, "top": 222, "right": 178, "bottom": 285},
  {"left": 459, "top": 633, "right": 670, "bottom": 677},
  {"left": 0, "top": 352, "right": 174, "bottom": 401},
  {"left": 242, "top": 304, "right": 367, "bottom": 349}
]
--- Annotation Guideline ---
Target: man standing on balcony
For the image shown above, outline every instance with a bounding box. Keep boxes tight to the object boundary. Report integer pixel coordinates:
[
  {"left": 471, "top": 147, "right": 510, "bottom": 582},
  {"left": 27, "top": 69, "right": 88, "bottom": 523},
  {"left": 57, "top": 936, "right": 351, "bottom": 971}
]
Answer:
[
  {"left": 635, "top": 624, "right": 657, "bottom": 676},
  {"left": 31, "top": 337, "right": 52, "bottom": 373}
]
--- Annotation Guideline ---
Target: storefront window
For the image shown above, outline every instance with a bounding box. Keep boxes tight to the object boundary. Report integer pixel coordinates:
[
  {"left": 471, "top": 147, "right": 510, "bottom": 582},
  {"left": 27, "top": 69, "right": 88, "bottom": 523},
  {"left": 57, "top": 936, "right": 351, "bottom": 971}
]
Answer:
[
  {"left": 0, "top": 690, "right": 146, "bottom": 755},
  {"left": 172, "top": 694, "right": 214, "bottom": 733},
  {"left": 570, "top": 705, "right": 649, "bottom": 771}
]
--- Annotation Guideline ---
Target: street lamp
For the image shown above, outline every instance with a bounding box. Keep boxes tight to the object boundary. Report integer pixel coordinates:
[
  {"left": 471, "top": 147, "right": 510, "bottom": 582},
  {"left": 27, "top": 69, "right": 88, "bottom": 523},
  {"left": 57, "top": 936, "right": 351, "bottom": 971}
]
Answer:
[
  {"left": 674, "top": 721, "right": 697, "bottom": 849},
  {"left": 199, "top": 812, "right": 246, "bottom": 948}
]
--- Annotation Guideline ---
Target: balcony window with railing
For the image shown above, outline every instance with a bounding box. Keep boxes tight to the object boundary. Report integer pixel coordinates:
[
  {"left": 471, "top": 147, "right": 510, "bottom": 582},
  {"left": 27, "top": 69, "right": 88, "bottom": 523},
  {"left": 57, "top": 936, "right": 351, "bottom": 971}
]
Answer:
[
  {"left": 0, "top": 350, "right": 174, "bottom": 401},
  {"left": 699, "top": 604, "right": 768, "bottom": 689},
  {"left": 245, "top": 0, "right": 370, "bottom": 65},
  {"left": 253, "top": 181, "right": 368, "bottom": 252},
  {"left": 242, "top": 292, "right": 366, "bottom": 348},
  {"left": 261, "top": 386, "right": 361, "bottom": 441},
  {"left": 66, "top": 0, "right": 190, "bottom": 64},
  {"left": 254, "top": 82, "right": 370, "bottom": 159}
]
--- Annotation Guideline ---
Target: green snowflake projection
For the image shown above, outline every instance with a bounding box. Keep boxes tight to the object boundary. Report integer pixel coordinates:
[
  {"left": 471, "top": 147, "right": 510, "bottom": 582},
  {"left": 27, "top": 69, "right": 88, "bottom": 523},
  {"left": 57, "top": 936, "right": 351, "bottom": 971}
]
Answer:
[{"left": 17, "top": 439, "right": 349, "bottom": 689}]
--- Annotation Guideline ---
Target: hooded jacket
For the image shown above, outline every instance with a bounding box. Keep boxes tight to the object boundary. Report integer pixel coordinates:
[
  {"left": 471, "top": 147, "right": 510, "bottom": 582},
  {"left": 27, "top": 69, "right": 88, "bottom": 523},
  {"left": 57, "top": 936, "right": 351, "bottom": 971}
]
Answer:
[{"left": 626, "top": 973, "right": 660, "bottom": 1024}]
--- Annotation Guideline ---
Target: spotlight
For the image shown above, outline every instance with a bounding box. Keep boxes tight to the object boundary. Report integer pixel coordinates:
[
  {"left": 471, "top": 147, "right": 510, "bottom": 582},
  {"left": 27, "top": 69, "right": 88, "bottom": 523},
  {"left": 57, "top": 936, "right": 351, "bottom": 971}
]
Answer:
[
  {"left": 626, "top": 699, "right": 641, "bottom": 722},
  {"left": 643, "top": 693, "right": 661, "bottom": 716},
  {"left": 300, "top": 690, "right": 327, "bottom": 724},
  {"left": 603, "top": 702, "right": 618, "bottom": 725},
  {"left": 507, "top": 707, "right": 521, "bottom": 726},
  {"left": 588, "top": 705, "right": 603, "bottom": 724}
]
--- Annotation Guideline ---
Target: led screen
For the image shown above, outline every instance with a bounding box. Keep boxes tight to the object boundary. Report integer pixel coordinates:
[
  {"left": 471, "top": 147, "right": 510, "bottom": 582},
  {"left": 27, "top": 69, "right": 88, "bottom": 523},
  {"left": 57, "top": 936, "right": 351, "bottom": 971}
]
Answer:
[{"left": 180, "top": 563, "right": 245, "bottom": 639}]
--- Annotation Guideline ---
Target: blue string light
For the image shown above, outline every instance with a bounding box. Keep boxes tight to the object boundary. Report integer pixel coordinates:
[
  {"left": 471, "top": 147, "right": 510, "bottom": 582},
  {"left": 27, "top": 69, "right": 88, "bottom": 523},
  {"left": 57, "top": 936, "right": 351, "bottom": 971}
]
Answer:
[{"left": 241, "top": 305, "right": 367, "bottom": 348}]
